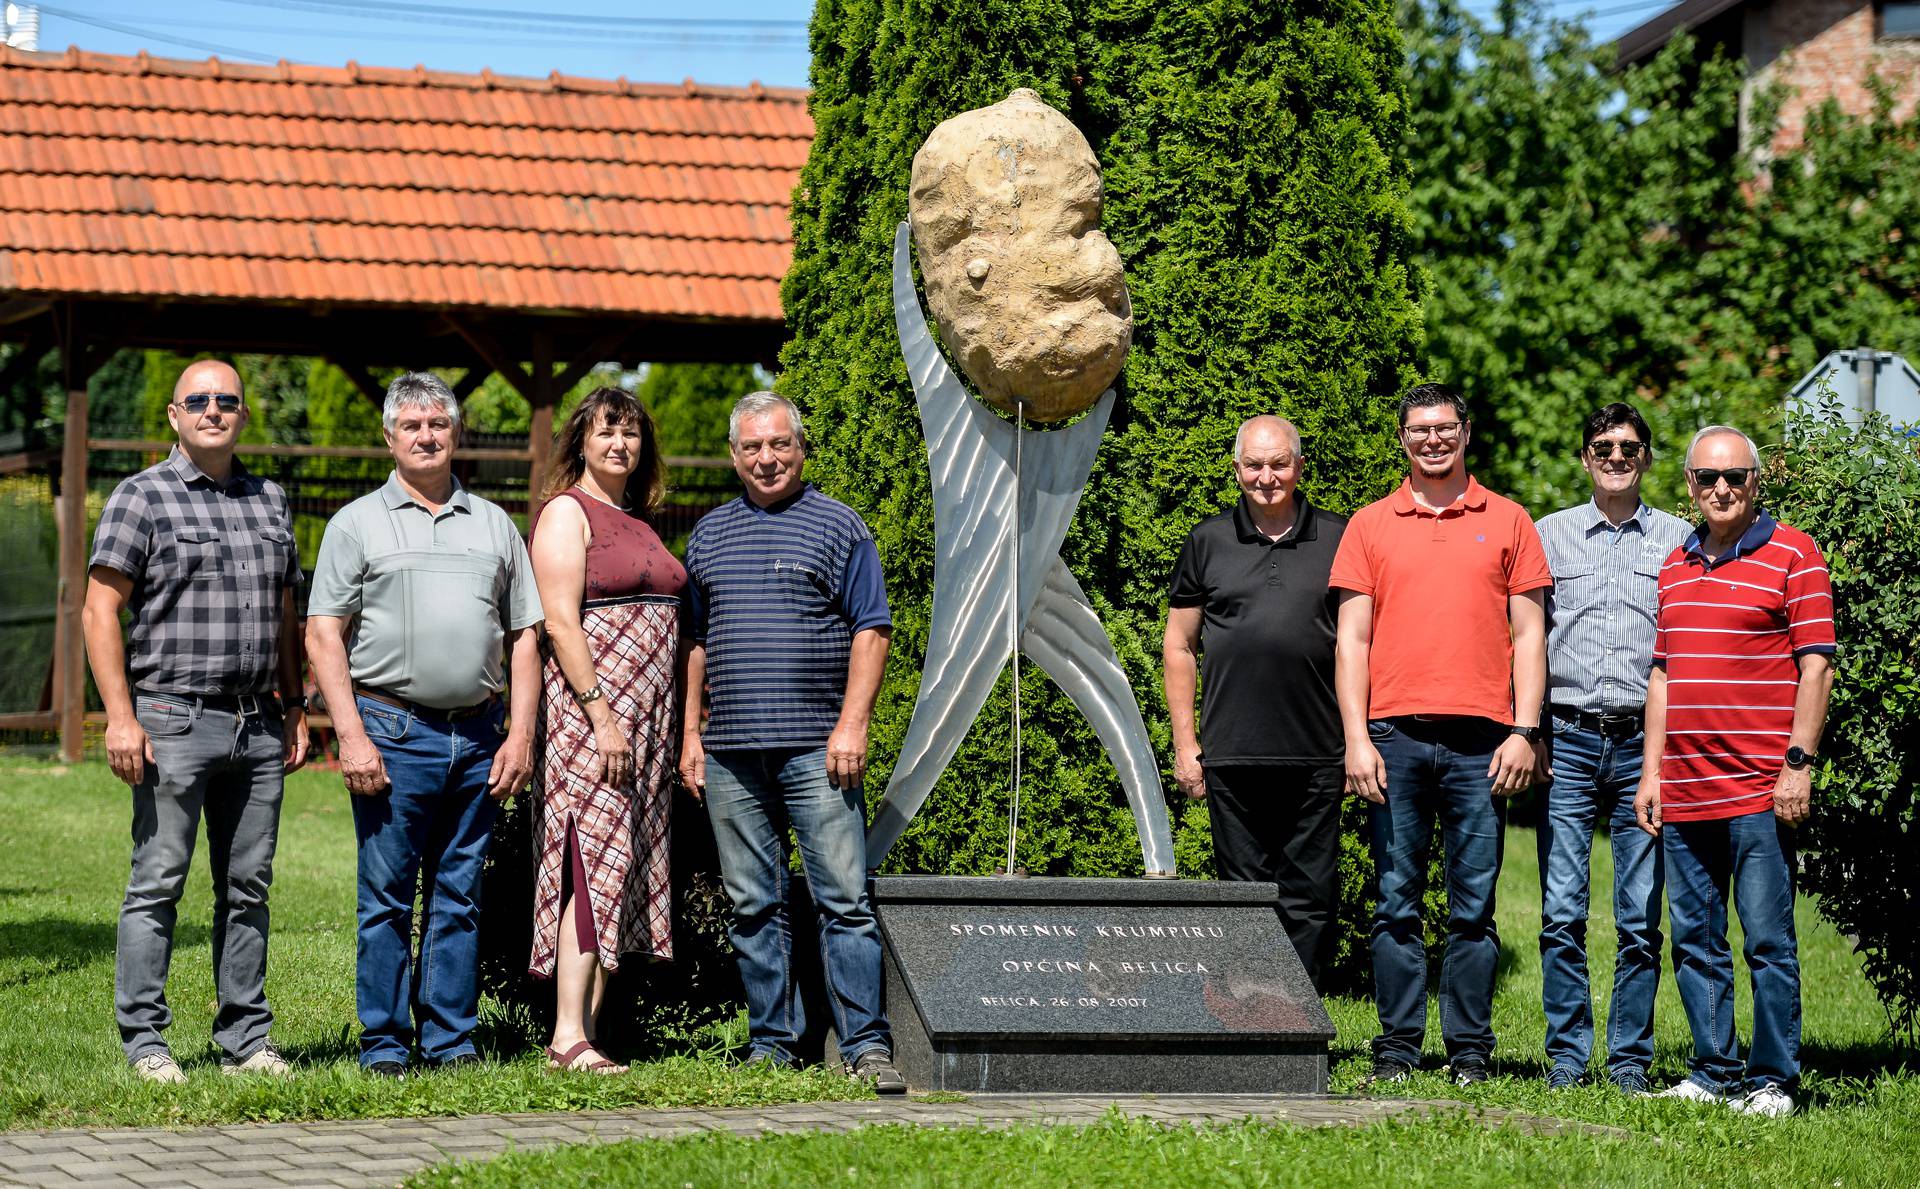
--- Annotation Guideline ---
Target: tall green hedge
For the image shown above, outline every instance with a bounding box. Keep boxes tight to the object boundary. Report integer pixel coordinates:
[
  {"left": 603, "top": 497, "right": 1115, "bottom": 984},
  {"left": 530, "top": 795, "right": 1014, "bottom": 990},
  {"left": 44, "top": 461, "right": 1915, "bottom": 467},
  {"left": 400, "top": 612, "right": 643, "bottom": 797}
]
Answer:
[{"left": 779, "top": 0, "right": 1422, "bottom": 980}]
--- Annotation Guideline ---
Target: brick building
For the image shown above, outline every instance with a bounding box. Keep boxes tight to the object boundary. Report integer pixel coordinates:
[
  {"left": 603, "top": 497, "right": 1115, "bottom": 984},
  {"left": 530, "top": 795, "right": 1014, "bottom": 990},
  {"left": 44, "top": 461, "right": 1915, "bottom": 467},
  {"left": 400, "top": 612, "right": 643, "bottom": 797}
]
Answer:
[{"left": 1616, "top": 0, "right": 1920, "bottom": 150}]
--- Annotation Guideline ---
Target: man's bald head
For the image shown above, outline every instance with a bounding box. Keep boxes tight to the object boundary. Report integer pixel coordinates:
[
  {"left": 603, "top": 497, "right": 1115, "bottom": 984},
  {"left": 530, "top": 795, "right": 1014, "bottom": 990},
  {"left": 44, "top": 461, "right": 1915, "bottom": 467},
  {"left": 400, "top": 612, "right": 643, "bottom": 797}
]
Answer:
[
  {"left": 1233, "top": 415, "right": 1302, "bottom": 462},
  {"left": 174, "top": 359, "right": 242, "bottom": 403}
]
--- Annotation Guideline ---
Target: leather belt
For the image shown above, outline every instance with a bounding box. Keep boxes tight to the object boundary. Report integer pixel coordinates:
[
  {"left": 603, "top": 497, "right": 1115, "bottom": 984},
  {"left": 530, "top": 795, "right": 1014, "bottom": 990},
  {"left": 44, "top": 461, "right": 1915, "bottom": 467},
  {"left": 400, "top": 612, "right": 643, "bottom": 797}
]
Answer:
[
  {"left": 1551, "top": 705, "right": 1644, "bottom": 738},
  {"left": 135, "top": 690, "right": 275, "bottom": 717},
  {"left": 354, "top": 685, "right": 495, "bottom": 723}
]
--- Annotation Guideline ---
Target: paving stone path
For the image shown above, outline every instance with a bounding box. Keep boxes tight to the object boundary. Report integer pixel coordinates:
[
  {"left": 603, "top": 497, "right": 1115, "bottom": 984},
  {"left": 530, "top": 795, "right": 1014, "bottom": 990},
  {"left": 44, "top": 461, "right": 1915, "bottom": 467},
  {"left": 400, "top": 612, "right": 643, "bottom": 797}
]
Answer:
[{"left": 0, "top": 1094, "right": 1608, "bottom": 1188}]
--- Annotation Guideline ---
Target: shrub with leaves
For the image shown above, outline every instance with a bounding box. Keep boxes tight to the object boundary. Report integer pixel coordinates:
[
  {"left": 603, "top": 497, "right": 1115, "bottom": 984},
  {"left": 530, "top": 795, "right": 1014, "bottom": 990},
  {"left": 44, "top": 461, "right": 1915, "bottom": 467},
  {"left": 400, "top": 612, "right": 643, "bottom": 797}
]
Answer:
[{"left": 1768, "top": 405, "right": 1920, "bottom": 1036}]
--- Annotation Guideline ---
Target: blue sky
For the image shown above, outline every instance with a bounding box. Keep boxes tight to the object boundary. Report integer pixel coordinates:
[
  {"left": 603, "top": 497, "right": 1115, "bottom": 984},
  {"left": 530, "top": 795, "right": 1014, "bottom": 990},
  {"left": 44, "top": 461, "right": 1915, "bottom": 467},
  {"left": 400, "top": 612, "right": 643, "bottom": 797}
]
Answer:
[{"left": 19, "top": 1, "right": 1673, "bottom": 90}]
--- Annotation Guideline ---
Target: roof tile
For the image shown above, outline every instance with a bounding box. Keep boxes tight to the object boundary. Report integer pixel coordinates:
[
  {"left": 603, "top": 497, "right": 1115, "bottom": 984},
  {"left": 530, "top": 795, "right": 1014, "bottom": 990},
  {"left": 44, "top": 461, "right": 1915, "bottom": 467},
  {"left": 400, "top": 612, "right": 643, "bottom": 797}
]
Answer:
[{"left": 0, "top": 44, "right": 809, "bottom": 321}]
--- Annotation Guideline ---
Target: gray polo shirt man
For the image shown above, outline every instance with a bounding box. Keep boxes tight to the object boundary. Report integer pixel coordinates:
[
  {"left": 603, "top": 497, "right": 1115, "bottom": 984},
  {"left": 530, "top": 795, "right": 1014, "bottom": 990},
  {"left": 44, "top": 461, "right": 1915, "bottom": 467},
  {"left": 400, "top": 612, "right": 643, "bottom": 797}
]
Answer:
[
  {"left": 307, "top": 474, "right": 541, "bottom": 707},
  {"left": 308, "top": 469, "right": 540, "bottom": 1071}
]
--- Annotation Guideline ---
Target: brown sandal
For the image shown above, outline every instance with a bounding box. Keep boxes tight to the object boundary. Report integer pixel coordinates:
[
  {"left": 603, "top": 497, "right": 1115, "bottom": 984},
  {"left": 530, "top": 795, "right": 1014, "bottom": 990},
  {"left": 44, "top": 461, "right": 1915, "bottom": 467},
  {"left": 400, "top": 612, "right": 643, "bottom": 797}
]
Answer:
[{"left": 544, "top": 1040, "right": 627, "bottom": 1075}]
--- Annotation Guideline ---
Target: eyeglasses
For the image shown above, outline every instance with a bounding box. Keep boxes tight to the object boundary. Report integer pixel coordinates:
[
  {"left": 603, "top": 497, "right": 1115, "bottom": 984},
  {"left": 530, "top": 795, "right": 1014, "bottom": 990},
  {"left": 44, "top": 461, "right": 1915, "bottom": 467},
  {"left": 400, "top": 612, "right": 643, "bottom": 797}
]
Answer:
[
  {"left": 1401, "top": 422, "right": 1462, "bottom": 441},
  {"left": 1586, "top": 439, "right": 1646, "bottom": 460},
  {"left": 1689, "top": 467, "right": 1755, "bottom": 489},
  {"left": 175, "top": 392, "right": 243, "bottom": 415}
]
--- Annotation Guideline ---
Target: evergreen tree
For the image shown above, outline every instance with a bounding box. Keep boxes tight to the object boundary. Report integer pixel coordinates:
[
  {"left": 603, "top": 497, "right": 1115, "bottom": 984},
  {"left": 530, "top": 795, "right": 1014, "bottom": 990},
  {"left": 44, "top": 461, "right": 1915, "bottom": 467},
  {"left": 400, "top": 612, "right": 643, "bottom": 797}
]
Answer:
[{"left": 779, "top": 0, "right": 1422, "bottom": 967}]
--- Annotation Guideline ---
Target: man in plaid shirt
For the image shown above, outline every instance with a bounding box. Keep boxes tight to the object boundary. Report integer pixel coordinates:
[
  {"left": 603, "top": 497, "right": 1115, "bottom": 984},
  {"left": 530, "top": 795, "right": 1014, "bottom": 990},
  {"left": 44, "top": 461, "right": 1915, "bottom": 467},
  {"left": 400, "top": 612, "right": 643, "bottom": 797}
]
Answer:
[{"left": 83, "top": 359, "right": 309, "bottom": 1084}]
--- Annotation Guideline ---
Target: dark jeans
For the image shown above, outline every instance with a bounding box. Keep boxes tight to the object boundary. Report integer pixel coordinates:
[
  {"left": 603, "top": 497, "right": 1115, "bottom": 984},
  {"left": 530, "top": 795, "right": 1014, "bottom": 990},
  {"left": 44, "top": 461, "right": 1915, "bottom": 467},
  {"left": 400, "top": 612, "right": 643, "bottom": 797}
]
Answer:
[
  {"left": 1537, "top": 720, "right": 1664, "bottom": 1079},
  {"left": 1665, "top": 812, "right": 1801, "bottom": 1093},
  {"left": 1366, "top": 716, "right": 1507, "bottom": 1067},
  {"left": 704, "top": 747, "right": 890, "bottom": 1065},
  {"left": 350, "top": 695, "right": 504, "bottom": 1067},
  {"left": 1205, "top": 763, "right": 1342, "bottom": 991},
  {"left": 116, "top": 693, "right": 285, "bottom": 1063}
]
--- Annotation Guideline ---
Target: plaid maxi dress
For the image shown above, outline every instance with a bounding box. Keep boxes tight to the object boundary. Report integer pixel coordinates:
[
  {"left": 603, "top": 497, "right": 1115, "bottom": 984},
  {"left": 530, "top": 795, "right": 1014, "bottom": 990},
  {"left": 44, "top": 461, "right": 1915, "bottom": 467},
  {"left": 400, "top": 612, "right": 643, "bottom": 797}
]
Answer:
[{"left": 529, "top": 490, "right": 685, "bottom": 976}]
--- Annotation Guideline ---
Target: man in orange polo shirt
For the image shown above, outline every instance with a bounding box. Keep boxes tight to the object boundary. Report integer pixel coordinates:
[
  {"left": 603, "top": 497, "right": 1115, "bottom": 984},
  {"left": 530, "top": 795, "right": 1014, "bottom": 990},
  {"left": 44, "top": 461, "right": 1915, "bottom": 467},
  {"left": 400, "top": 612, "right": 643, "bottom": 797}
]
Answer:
[{"left": 1330, "top": 382, "right": 1552, "bottom": 1087}]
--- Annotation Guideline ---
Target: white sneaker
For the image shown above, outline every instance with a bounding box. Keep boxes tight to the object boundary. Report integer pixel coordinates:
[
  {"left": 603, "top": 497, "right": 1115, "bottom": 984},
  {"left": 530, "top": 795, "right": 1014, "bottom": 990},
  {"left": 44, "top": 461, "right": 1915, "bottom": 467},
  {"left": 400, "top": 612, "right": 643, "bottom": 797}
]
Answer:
[
  {"left": 1733, "top": 1085, "right": 1795, "bottom": 1117},
  {"left": 132, "top": 1051, "right": 187, "bottom": 1084},
  {"left": 223, "top": 1040, "right": 291, "bottom": 1077},
  {"left": 1656, "top": 1078, "right": 1729, "bottom": 1105}
]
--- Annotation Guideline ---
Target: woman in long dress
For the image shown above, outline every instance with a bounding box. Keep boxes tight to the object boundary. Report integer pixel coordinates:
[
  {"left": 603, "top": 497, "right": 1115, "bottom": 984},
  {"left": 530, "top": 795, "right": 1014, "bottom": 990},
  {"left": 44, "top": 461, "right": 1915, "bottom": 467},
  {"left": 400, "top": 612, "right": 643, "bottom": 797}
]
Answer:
[{"left": 527, "top": 386, "right": 686, "bottom": 1074}]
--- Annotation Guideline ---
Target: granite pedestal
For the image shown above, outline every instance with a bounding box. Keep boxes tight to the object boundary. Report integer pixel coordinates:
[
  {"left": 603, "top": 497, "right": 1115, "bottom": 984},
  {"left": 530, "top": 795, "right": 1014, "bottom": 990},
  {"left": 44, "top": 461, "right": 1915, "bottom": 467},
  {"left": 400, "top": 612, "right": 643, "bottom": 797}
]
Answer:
[{"left": 872, "top": 876, "right": 1334, "bottom": 1094}]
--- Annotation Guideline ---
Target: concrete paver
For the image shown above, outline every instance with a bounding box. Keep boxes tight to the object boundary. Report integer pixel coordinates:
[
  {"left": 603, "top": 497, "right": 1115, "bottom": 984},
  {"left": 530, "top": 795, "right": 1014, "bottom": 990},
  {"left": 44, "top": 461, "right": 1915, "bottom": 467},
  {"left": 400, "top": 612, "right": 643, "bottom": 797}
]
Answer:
[{"left": 0, "top": 1094, "right": 1588, "bottom": 1188}]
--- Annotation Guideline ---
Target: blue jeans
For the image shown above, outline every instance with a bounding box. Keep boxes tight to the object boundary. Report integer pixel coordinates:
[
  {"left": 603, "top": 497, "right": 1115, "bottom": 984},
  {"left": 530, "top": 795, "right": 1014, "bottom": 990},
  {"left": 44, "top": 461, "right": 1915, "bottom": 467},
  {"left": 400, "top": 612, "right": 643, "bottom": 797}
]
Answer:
[
  {"left": 704, "top": 747, "right": 889, "bottom": 1064},
  {"left": 117, "top": 694, "right": 285, "bottom": 1063},
  {"left": 1664, "top": 811, "right": 1800, "bottom": 1093},
  {"left": 350, "top": 695, "right": 504, "bottom": 1066},
  {"left": 1366, "top": 716, "right": 1507, "bottom": 1067},
  {"left": 1537, "top": 721, "right": 1664, "bottom": 1079}
]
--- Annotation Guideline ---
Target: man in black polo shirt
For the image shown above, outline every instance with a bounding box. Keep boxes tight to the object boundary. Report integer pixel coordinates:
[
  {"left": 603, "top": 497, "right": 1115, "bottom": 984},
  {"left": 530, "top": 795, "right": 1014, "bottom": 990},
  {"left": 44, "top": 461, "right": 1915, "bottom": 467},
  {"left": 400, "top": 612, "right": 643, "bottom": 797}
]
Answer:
[{"left": 1163, "top": 414, "right": 1347, "bottom": 989}]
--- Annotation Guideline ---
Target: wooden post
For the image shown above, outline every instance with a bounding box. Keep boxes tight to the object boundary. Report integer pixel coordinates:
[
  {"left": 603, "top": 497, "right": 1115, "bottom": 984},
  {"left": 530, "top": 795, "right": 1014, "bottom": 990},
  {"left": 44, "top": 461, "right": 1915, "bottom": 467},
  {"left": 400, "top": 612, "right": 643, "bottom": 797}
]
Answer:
[
  {"left": 56, "top": 380, "right": 89, "bottom": 763},
  {"left": 527, "top": 331, "right": 556, "bottom": 519}
]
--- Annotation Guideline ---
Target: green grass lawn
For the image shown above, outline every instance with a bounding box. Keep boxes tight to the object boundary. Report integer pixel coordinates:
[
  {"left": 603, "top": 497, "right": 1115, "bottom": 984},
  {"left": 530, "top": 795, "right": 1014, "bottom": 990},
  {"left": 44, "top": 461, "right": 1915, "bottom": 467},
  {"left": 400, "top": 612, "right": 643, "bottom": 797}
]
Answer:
[
  {"left": 4, "top": 756, "right": 1917, "bottom": 1188},
  {"left": 0, "top": 759, "right": 864, "bottom": 1129}
]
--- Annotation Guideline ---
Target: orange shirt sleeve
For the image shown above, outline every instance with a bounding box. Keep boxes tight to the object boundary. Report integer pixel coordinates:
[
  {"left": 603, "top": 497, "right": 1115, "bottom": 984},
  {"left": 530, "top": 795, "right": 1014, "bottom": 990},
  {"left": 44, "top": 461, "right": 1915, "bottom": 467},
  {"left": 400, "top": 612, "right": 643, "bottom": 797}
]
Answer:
[
  {"left": 1327, "top": 507, "right": 1376, "bottom": 595},
  {"left": 1506, "top": 505, "right": 1554, "bottom": 595}
]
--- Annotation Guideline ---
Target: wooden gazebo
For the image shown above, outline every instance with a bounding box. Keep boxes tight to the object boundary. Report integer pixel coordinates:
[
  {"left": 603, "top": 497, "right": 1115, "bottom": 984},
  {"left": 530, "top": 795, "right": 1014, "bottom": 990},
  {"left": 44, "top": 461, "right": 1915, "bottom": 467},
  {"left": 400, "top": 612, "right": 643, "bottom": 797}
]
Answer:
[{"left": 0, "top": 44, "right": 811, "bottom": 758}]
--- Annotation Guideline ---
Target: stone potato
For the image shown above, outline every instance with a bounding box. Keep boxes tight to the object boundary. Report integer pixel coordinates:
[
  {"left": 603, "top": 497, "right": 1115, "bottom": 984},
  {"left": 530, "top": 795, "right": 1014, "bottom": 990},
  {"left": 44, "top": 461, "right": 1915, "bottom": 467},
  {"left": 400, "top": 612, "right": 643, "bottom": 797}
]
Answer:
[{"left": 908, "top": 88, "right": 1132, "bottom": 422}]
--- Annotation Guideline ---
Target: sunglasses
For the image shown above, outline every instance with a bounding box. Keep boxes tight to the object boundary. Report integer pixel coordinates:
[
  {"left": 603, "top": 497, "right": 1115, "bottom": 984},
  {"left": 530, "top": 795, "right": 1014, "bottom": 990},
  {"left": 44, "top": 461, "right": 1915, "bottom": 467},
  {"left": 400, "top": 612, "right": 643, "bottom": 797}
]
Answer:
[
  {"left": 1690, "top": 467, "right": 1755, "bottom": 489},
  {"left": 175, "top": 392, "right": 243, "bottom": 415},
  {"left": 1586, "top": 439, "right": 1646, "bottom": 460}
]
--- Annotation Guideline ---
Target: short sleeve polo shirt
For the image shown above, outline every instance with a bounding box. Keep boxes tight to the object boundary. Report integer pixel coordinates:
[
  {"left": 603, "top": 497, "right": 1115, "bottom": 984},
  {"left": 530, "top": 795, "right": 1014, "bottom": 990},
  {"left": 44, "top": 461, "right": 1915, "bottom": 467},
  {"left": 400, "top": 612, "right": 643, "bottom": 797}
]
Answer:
[
  {"left": 1652, "top": 512, "right": 1835, "bottom": 822},
  {"left": 1167, "top": 496, "right": 1347, "bottom": 765},
  {"left": 1328, "top": 475, "right": 1553, "bottom": 723},
  {"left": 307, "top": 473, "right": 543, "bottom": 709}
]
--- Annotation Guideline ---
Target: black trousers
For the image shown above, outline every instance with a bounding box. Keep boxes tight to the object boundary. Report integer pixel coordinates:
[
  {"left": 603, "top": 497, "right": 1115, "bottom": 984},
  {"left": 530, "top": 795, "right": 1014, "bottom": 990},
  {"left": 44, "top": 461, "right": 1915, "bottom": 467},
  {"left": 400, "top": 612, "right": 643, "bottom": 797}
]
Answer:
[{"left": 1205, "top": 762, "right": 1343, "bottom": 992}]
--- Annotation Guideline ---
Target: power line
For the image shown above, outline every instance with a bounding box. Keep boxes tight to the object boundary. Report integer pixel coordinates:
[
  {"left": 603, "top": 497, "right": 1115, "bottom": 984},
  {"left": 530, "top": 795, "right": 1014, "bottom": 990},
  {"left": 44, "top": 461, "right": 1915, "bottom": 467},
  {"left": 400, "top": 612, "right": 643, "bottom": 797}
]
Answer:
[
  {"left": 36, "top": 4, "right": 294, "bottom": 62},
  {"left": 52, "top": 11, "right": 811, "bottom": 52},
  {"left": 214, "top": 0, "right": 809, "bottom": 31},
  {"left": 201, "top": 0, "right": 807, "bottom": 46}
]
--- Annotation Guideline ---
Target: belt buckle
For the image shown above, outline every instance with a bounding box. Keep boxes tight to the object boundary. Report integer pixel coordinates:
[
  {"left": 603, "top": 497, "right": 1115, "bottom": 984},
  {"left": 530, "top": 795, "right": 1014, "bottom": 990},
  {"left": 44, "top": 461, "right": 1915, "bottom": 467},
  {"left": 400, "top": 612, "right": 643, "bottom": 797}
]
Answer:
[
  {"left": 235, "top": 693, "right": 263, "bottom": 718},
  {"left": 1596, "top": 713, "right": 1637, "bottom": 736}
]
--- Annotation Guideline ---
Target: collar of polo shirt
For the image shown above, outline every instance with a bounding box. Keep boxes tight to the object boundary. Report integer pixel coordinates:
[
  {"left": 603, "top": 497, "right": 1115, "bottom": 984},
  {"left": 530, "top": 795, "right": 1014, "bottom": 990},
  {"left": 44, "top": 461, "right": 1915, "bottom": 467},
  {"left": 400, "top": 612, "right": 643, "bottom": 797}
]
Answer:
[
  {"left": 1232, "top": 494, "right": 1318, "bottom": 544},
  {"left": 1389, "top": 474, "right": 1489, "bottom": 516},
  {"left": 1683, "top": 508, "right": 1777, "bottom": 566}
]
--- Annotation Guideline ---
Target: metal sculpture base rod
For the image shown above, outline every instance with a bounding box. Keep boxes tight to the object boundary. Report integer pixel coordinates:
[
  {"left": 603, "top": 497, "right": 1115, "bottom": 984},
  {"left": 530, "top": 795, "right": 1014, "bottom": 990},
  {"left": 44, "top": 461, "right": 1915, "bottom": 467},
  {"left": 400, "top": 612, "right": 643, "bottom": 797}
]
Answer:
[{"left": 868, "top": 221, "right": 1176, "bottom": 877}]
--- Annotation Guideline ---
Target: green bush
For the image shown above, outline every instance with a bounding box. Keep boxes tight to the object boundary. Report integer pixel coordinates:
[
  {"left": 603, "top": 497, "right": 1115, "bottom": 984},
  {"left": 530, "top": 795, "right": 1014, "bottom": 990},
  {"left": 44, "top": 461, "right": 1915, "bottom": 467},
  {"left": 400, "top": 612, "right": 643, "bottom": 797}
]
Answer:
[
  {"left": 1767, "top": 405, "right": 1920, "bottom": 1036},
  {"left": 778, "top": 0, "right": 1422, "bottom": 986}
]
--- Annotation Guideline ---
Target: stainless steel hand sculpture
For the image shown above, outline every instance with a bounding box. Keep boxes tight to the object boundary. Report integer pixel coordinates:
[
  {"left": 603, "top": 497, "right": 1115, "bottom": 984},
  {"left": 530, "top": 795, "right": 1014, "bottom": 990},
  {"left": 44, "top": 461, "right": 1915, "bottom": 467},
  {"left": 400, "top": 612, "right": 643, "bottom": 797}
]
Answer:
[{"left": 866, "top": 222, "right": 1177, "bottom": 876}]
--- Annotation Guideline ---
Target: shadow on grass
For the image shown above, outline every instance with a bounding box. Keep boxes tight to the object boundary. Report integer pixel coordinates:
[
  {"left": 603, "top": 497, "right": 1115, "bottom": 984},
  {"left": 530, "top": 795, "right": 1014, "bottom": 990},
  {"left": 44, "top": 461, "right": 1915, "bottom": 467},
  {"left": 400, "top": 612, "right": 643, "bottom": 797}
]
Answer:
[
  {"left": 1800, "top": 1037, "right": 1918, "bottom": 1084},
  {"left": 0, "top": 917, "right": 210, "bottom": 988}
]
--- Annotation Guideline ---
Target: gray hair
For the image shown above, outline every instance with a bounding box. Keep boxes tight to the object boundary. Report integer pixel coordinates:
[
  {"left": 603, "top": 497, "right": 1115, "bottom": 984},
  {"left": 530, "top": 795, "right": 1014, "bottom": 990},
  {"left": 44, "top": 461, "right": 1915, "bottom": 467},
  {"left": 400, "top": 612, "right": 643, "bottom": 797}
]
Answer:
[
  {"left": 383, "top": 372, "right": 461, "bottom": 434},
  {"left": 1233, "top": 415, "right": 1303, "bottom": 462},
  {"left": 728, "top": 390, "right": 807, "bottom": 451},
  {"left": 1684, "top": 424, "right": 1761, "bottom": 471}
]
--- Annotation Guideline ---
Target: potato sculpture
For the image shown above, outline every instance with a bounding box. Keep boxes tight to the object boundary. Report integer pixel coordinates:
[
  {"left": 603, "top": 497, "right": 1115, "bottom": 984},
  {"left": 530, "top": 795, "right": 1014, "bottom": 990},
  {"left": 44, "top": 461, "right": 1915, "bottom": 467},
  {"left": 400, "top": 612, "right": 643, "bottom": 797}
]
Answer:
[{"left": 907, "top": 88, "right": 1132, "bottom": 422}]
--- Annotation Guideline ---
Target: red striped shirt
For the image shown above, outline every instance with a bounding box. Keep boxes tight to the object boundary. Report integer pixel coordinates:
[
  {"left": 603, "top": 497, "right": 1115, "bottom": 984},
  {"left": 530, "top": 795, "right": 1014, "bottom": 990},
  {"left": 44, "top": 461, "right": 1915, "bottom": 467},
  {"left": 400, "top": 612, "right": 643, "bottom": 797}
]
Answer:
[{"left": 1652, "top": 513, "right": 1835, "bottom": 822}]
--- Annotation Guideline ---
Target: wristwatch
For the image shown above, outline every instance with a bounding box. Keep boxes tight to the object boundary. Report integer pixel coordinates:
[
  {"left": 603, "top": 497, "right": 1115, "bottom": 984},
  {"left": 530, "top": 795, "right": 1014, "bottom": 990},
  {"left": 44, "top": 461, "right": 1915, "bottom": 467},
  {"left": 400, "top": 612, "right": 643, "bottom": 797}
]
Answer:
[
  {"left": 1509, "top": 724, "right": 1542, "bottom": 744},
  {"left": 1785, "top": 745, "right": 1816, "bottom": 769}
]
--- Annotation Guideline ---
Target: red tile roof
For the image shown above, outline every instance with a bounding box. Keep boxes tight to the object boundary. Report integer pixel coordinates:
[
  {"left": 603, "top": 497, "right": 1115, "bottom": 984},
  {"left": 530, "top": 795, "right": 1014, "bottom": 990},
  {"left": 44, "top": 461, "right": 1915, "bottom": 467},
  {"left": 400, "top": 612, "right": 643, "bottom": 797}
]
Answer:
[{"left": 0, "top": 45, "right": 811, "bottom": 322}]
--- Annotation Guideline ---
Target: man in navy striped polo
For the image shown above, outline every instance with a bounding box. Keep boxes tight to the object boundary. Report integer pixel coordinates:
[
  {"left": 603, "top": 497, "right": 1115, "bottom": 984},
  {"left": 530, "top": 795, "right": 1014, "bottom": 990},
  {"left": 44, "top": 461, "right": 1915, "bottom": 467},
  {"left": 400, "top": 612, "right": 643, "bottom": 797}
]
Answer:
[
  {"left": 1533, "top": 403, "right": 1690, "bottom": 1095},
  {"left": 679, "top": 390, "right": 904, "bottom": 1094}
]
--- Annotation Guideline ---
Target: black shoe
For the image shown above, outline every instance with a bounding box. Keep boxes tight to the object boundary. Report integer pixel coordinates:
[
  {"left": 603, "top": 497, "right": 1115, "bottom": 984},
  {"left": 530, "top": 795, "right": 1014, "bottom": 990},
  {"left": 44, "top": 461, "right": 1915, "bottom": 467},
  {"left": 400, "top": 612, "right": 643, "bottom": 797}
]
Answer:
[
  {"left": 851, "top": 1048, "right": 908, "bottom": 1095},
  {"left": 365, "top": 1060, "right": 407, "bottom": 1079},
  {"left": 1610, "top": 1070, "right": 1651, "bottom": 1098},
  {"left": 1546, "top": 1066, "right": 1583, "bottom": 1091},
  {"left": 432, "top": 1053, "right": 482, "bottom": 1071},
  {"left": 1451, "top": 1060, "right": 1490, "bottom": 1087},
  {"left": 741, "top": 1049, "right": 798, "bottom": 1071},
  {"left": 1365, "top": 1058, "right": 1414, "bottom": 1088}
]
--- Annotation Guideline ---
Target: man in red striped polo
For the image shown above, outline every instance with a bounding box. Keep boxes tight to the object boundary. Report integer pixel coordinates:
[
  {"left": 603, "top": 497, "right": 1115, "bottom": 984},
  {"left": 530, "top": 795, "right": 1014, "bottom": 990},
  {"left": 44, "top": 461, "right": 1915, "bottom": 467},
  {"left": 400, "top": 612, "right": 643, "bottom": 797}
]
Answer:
[{"left": 1634, "top": 425, "right": 1835, "bottom": 1117}]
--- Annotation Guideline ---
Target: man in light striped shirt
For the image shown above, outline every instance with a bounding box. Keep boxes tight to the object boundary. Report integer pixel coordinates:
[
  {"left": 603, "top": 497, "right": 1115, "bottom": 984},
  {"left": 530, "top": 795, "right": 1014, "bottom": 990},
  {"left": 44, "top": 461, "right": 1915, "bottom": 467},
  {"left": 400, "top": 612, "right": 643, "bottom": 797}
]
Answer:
[
  {"left": 1634, "top": 425, "right": 1836, "bottom": 1117},
  {"left": 1533, "top": 403, "right": 1690, "bottom": 1096}
]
